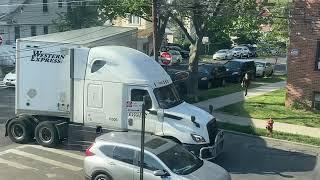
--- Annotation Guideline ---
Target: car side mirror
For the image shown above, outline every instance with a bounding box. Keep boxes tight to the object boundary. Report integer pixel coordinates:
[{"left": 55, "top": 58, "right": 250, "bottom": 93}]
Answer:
[
  {"left": 153, "top": 170, "right": 169, "bottom": 177},
  {"left": 143, "top": 95, "right": 152, "bottom": 110}
]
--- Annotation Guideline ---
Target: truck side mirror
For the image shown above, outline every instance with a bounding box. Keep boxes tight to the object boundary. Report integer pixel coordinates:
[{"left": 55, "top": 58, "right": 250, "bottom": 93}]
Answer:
[
  {"left": 153, "top": 170, "right": 169, "bottom": 177},
  {"left": 209, "top": 105, "right": 213, "bottom": 114},
  {"left": 143, "top": 95, "right": 152, "bottom": 110}
]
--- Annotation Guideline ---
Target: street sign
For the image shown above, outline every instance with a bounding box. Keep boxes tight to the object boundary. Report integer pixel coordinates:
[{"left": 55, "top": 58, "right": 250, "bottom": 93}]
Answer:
[
  {"left": 202, "top": 37, "right": 209, "bottom": 44},
  {"left": 0, "top": 35, "right": 3, "bottom": 46}
]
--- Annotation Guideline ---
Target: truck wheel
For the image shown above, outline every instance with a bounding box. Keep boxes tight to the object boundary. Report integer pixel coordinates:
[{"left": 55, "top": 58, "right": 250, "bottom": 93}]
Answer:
[
  {"left": 93, "top": 173, "right": 111, "bottom": 180},
  {"left": 8, "top": 119, "right": 32, "bottom": 144},
  {"left": 35, "top": 121, "right": 59, "bottom": 147}
]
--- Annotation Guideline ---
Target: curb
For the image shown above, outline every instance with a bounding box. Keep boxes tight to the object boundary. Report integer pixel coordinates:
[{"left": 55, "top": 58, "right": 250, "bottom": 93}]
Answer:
[{"left": 220, "top": 129, "right": 320, "bottom": 149}]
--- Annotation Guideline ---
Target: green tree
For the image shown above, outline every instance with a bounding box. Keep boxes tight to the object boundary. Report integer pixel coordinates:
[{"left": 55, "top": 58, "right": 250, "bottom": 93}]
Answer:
[
  {"left": 99, "top": 0, "right": 170, "bottom": 58},
  {"left": 258, "top": 0, "right": 291, "bottom": 56},
  {"left": 171, "top": 0, "right": 258, "bottom": 98},
  {"left": 53, "top": 2, "right": 104, "bottom": 32}
]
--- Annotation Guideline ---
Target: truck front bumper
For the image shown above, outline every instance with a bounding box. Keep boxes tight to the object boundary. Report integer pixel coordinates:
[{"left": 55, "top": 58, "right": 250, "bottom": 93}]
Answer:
[{"left": 183, "top": 130, "right": 224, "bottom": 160}]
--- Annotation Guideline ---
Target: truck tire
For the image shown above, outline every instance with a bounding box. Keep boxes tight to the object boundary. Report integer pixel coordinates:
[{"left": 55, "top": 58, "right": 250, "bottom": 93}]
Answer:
[
  {"left": 93, "top": 173, "right": 111, "bottom": 180},
  {"left": 7, "top": 119, "right": 32, "bottom": 144},
  {"left": 35, "top": 121, "right": 59, "bottom": 147}
]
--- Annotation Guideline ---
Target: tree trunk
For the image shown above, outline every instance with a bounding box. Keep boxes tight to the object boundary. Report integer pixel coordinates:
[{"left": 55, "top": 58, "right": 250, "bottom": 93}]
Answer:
[{"left": 187, "top": 37, "right": 203, "bottom": 100}]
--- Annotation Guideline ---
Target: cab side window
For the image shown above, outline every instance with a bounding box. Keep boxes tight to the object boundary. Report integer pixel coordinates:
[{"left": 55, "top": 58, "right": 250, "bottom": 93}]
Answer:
[
  {"left": 91, "top": 60, "right": 106, "bottom": 73},
  {"left": 131, "top": 89, "right": 149, "bottom": 102},
  {"left": 113, "top": 146, "right": 135, "bottom": 165}
]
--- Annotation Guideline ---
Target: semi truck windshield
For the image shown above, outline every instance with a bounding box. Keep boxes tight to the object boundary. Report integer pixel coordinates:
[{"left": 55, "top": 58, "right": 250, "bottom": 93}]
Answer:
[{"left": 154, "top": 84, "right": 183, "bottom": 109}]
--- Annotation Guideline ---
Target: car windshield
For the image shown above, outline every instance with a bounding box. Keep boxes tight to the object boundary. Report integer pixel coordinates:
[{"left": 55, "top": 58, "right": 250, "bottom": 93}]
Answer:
[
  {"left": 157, "top": 144, "right": 203, "bottom": 175},
  {"left": 169, "top": 50, "right": 180, "bottom": 55},
  {"left": 255, "top": 62, "right": 265, "bottom": 67},
  {"left": 225, "top": 61, "right": 241, "bottom": 69},
  {"left": 233, "top": 48, "right": 242, "bottom": 51},
  {"left": 154, "top": 84, "right": 183, "bottom": 109},
  {"left": 198, "top": 65, "right": 211, "bottom": 74},
  {"left": 11, "top": 69, "right": 15, "bottom": 74}
]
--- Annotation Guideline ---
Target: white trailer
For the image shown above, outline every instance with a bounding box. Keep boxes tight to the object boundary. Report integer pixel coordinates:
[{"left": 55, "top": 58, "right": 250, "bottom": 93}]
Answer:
[{"left": 5, "top": 26, "right": 223, "bottom": 160}]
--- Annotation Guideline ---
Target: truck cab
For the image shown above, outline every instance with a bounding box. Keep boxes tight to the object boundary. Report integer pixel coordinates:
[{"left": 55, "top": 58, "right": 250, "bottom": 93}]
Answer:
[
  {"left": 7, "top": 44, "right": 223, "bottom": 160},
  {"left": 80, "top": 46, "right": 223, "bottom": 159}
]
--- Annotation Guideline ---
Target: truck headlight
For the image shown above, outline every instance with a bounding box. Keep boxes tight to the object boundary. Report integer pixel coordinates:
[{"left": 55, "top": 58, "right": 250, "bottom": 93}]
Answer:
[
  {"left": 201, "top": 77, "right": 208, "bottom": 81},
  {"left": 191, "top": 134, "right": 206, "bottom": 143}
]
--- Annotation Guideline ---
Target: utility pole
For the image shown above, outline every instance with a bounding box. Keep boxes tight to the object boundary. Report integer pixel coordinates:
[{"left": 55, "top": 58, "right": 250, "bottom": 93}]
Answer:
[{"left": 152, "top": 0, "right": 158, "bottom": 62}]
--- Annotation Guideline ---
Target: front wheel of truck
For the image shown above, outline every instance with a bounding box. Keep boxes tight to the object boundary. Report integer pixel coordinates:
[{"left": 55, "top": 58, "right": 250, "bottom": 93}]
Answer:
[{"left": 35, "top": 121, "right": 59, "bottom": 147}]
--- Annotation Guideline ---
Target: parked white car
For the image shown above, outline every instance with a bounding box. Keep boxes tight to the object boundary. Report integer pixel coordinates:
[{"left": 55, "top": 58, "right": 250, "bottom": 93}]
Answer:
[
  {"left": 213, "top": 49, "right": 233, "bottom": 60},
  {"left": 255, "top": 61, "right": 274, "bottom": 77},
  {"left": 3, "top": 69, "right": 16, "bottom": 87},
  {"left": 231, "top": 46, "right": 250, "bottom": 58},
  {"left": 84, "top": 132, "right": 231, "bottom": 180},
  {"left": 159, "top": 50, "right": 182, "bottom": 65}
]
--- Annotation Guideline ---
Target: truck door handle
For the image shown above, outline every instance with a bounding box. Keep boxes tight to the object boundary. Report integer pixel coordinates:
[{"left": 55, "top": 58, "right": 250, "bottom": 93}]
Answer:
[
  {"left": 109, "top": 162, "right": 115, "bottom": 165},
  {"left": 136, "top": 170, "right": 140, "bottom": 173}
]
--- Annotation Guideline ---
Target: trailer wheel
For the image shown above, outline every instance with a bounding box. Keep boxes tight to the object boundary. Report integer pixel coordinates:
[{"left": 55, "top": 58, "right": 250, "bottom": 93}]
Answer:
[
  {"left": 7, "top": 119, "right": 32, "bottom": 144},
  {"left": 35, "top": 121, "right": 59, "bottom": 147}
]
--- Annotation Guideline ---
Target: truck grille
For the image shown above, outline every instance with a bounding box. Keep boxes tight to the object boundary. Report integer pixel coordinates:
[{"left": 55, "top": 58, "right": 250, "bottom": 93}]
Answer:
[{"left": 207, "top": 118, "right": 218, "bottom": 145}]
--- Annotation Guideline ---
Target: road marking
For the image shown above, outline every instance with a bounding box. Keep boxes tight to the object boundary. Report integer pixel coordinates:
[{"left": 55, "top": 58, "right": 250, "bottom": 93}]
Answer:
[
  {"left": 17, "top": 145, "right": 84, "bottom": 161},
  {"left": 5, "top": 149, "right": 83, "bottom": 171},
  {"left": 0, "top": 157, "right": 37, "bottom": 170}
]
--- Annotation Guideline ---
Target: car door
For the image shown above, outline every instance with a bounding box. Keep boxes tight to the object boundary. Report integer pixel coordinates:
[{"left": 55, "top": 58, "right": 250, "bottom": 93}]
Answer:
[
  {"left": 133, "top": 151, "right": 169, "bottom": 180},
  {"left": 109, "top": 146, "right": 135, "bottom": 180},
  {"left": 127, "top": 87, "right": 160, "bottom": 134}
]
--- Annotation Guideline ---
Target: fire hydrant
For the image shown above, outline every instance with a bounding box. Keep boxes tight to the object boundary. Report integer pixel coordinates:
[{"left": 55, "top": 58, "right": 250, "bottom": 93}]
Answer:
[{"left": 266, "top": 118, "right": 274, "bottom": 137}]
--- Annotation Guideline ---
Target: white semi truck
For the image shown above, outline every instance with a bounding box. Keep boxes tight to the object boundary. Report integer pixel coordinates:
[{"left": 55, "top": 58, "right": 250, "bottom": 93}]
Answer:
[{"left": 5, "top": 26, "right": 223, "bottom": 160}]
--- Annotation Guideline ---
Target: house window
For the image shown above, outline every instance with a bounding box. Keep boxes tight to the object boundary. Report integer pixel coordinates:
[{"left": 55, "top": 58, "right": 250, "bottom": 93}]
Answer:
[
  {"left": 31, "top": 26, "right": 36, "bottom": 36},
  {"left": 43, "top": 26, "right": 48, "bottom": 34},
  {"left": 316, "top": 41, "right": 320, "bottom": 70},
  {"left": 58, "top": 0, "right": 63, "bottom": 8},
  {"left": 43, "top": 0, "right": 48, "bottom": 12},
  {"left": 314, "top": 92, "right": 320, "bottom": 110},
  {"left": 14, "top": 26, "right": 20, "bottom": 40},
  {"left": 128, "top": 15, "right": 141, "bottom": 25}
]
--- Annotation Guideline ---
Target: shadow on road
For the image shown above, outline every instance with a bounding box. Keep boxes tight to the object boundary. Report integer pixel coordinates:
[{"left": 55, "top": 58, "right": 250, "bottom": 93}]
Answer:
[{"left": 214, "top": 133, "right": 318, "bottom": 178}]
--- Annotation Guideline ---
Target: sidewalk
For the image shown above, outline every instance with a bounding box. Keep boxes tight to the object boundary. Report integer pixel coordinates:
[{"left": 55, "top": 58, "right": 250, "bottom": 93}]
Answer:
[
  {"left": 213, "top": 112, "right": 320, "bottom": 139},
  {"left": 195, "top": 81, "right": 286, "bottom": 111}
]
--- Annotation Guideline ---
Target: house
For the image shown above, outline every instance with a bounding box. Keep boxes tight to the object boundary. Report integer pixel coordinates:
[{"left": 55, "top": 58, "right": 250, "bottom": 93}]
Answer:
[
  {"left": 286, "top": 0, "right": 320, "bottom": 110},
  {"left": 113, "top": 15, "right": 153, "bottom": 55},
  {"left": 0, "top": 0, "right": 67, "bottom": 45}
]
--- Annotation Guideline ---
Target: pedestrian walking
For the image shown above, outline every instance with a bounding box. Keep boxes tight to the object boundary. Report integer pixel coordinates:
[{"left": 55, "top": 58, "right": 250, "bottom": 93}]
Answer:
[{"left": 241, "top": 73, "right": 251, "bottom": 96}]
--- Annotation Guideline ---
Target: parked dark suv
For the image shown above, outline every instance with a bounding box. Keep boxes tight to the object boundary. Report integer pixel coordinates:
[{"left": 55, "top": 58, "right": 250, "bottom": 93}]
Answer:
[
  {"left": 224, "top": 59, "right": 256, "bottom": 83},
  {"left": 198, "top": 63, "right": 228, "bottom": 89}
]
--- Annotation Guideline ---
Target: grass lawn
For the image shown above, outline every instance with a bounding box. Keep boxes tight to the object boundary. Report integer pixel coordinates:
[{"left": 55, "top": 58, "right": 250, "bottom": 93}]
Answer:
[
  {"left": 184, "top": 83, "right": 260, "bottom": 103},
  {"left": 218, "top": 122, "right": 320, "bottom": 146},
  {"left": 184, "top": 75, "right": 286, "bottom": 103},
  {"left": 254, "top": 75, "right": 287, "bottom": 83},
  {"left": 217, "top": 89, "right": 320, "bottom": 128}
]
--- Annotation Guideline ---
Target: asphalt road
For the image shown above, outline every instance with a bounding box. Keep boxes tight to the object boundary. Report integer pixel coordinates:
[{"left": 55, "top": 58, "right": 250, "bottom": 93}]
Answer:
[{"left": 0, "top": 83, "right": 319, "bottom": 180}]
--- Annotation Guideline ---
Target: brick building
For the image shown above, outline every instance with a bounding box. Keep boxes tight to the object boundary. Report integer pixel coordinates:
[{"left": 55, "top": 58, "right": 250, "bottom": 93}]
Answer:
[{"left": 286, "top": 0, "right": 320, "bottom": 110}]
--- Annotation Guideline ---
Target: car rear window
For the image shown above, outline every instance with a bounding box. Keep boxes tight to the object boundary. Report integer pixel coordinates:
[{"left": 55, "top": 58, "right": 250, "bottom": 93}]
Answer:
[{"left": 99, "top": 145, "right": 115, "bottom": 158}]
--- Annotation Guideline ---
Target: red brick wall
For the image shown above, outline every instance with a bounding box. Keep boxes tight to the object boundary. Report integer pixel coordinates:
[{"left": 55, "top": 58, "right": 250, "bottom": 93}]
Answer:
[{"left": 286, "top": 0, "right": 320, "bottom": 109}]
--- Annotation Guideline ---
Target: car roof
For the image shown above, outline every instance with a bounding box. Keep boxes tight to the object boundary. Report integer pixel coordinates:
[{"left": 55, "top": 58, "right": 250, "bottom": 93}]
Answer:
[
  {"left": 254, "top": 60, "right": 267, "bottom": 63},
  {"left": 228, "top": 59, "right": 254, "bottom": 63},
  {"left": 96, "top": 132, "right": 176, "bottom": 155}
]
